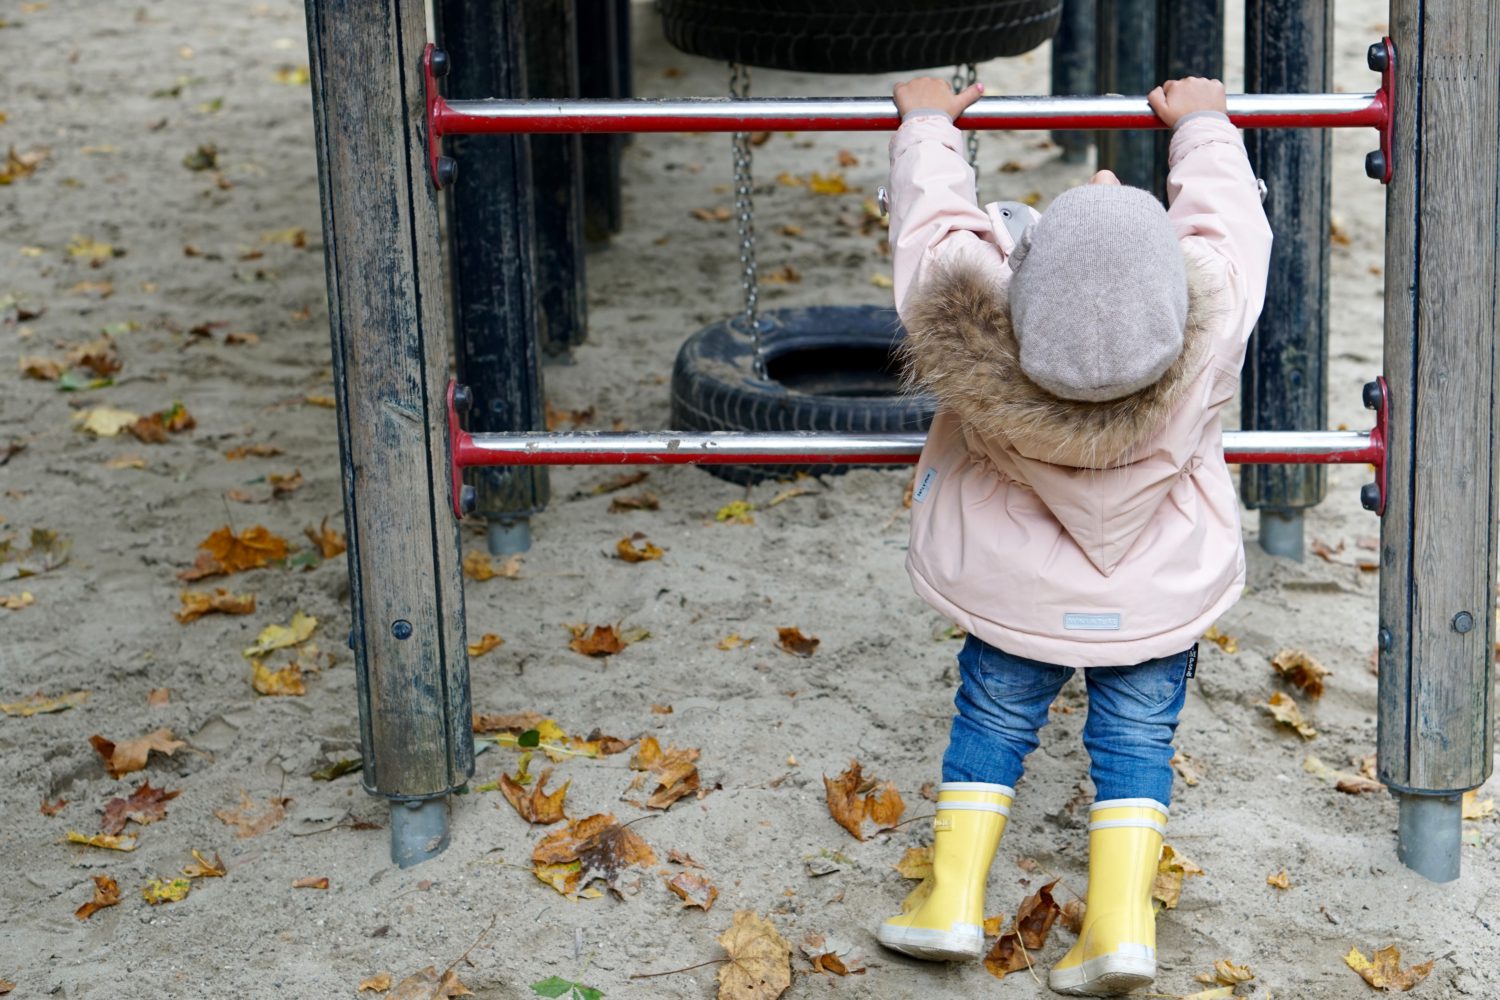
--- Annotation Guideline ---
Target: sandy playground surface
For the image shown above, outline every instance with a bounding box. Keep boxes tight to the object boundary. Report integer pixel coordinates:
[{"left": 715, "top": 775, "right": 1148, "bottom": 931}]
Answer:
[{"left": 1, "top": 0, "right": 1498, "bottom": 997}]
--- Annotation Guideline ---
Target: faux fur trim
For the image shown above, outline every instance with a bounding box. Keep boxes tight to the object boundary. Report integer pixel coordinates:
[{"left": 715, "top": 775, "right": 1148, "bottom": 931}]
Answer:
[{"left": 901, "top": 255, "right": 1226, "bottom": 469}]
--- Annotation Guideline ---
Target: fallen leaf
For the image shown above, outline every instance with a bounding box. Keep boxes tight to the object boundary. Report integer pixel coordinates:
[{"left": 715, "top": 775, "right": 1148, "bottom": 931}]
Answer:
[
  {"left": 590, "top": 471, "right": 649, "bottom": 495},
  {"left": 1181, "top": 989, "right": 1235, "bottom": 1000},
  {"left": 272, "top": 65, "right": 311, "bottom": 85},
  {"left": 463, "top": 550, "right": 523, "bottom": 580},
  {"left": 224, "top": 443, "right": 284, "bottom": 460},
  {"left": 1463, "top": 790, "right": 1495, "bottom": 821},
  {"left": 467, "top": 632, "right": 504, "bottom": 657},
  {"left": 762, "top": 264, "right": 800, "bottom": 284},
  {"left": 823, "top": 760, "right": 903, "bottom": 841},
  {"left": 718, "top": 633, "right": 749, "bottom": 651},
  {"left": 1267, "top": 869, "right": 1291, "bottom": 889},
  {"left": 608, "top": 491, "right": 659, "bottom": 513},
  {"left": 75, "top": 874, "right": 120, "bottom": 919},
  {"left": 269, "top": 469, "right": 304, "bottom": 497},
  {"left": 67, "top": 235, "right": 122, "bottom": 265},
  {"left": 182, "top": 848, "right": 226, "bottom": 878},
  {"left": 66, "top": 831, "right": 138, "bottom": 852},
  {"left": 304, "top": 517, "right": 346, "bottom": 558},
  {"left": 1059, "top": 897, "right": 1086, "bottom": 935},
  {"left": 1271, "top": 649, "right": 1329, "bottom": 698},
  {"left": 616, "top": 536, "right": 664, "bottom": 562},
  {"left": 89, "top": 728, "right": 186, "bottom": 778},
  {"left": 174, "top": 587, "right": 255, "bottom": 623},
  {"left": 65, "top": 334, "right": 121, "bottom": 376},
  {"left": 178, "top": 525, "right": 290, "bottom": 580},
  {"left": 869, "top": 273, "right": 894, "bottom": 289},
  {"left": 214, "top": 790, "right": 289, "bottom": 838},
  {"left": 630, "top": 736, "right": 701, "bottom": 810},
  {"left": 73, "top": 405, "right": 140, "bottom": 437},
  {"left": 388, "top": 967, "right": 472, "bottom": 1000},
  {"left": 243, "top": 610, "right": 318, "bottom": 657},
  {"left": 776, "top": 627, "right": 819, "bottom": 657},
  {"left": 20, "top": 355, "right": 61, "bottom": 379},
  {"left": 532, "top": 812, "right": 657, "bottom": 898},
  {"left": 777, "top": 224, "right": 802, "bottom": 237},
  {"left": 500, "top": 767, "right": 569, "bottom": 825},
  {"left": 1265, "top": 691, "right": 1318, "bottom": 739},
  {"left": 311, "top": 757, "right": 362, "bottom": 781},
  {"left": 809, "top": 171, "right": 851, "bottom": 195},
  {"left": 1, "top": 689, "right": 87, "bottom": 716},
  {"left": 717, "top": 910, "right": 792, "bottom": 1000},
  {"left": 250, "top": 660, "right": 306, "bottom": 696},
  {"left": 800, "top": 931, "right": 865, "bottom": 976},
  {"left": 100, "top": 780, "right": 181, "bottom": 834},
  {"left": 68, "top": 279, "right": 114, "bottom": 298},
  {"left": 691, "top": 205, "right": 733, "bottom": 222},
  {"left": 1170, "top": 750, "right": 1202, "bottom": 786},
  {"left": 543, "top": 400, "right": 596, "bottom": 430},
  {"left": 766, "top": 486, "right": 811, "bottom": 507},
  {"left": 182, "top": 143, "right": 217, "bottom": 171},
  {"left": 569, "top": 623, "right": 643, "bottom": 657},
  {"left": 1152, "top": 844, "right": 1204, "bottom": 909},
  {"left": 984, "top": 880, "right": 1062, "bottom": 979},
  {"left": 1021, "top": 190, "right": 1043, "bottom": 206},
  {"left": 292, "top": 876, "right": 329, "bottom": 889},
  {"left": 472, "top": 711, "right": 546, "bottom": 734},
  {"left": 667, "top": 870, "right": 719, "bottom": 910},
  {"left": 0, "top": 144, "right": 47, "bottom": 184},
  {"left": 1344, "top": 944, "right": 1433, "bottom": 991},
  {"left": 1203, "top": 625, "right": 1239, "bottom": 654},
  {"left": 143, "top": 878, "right": 191, "bottom": 904},
  {"left": 358, "top": 972, "right": 392, "bottom": 993},
  {"left": 529, "top": 976, "right": 602, "bottom": 999},
  {"left": 104, "top": 454, "right": 147, "bottom": 469},
  {"left": 41, "top": 797, "right": 68, "bottom": 816},
  {"left": 304, "top": 393, "right": 336, "bottom": 408},
  {"left": 1209, "top": 958, "right": 1254, "bottom": 985},
  {"left": 715, "top": 500, "right": 755, "bottom": 524}
]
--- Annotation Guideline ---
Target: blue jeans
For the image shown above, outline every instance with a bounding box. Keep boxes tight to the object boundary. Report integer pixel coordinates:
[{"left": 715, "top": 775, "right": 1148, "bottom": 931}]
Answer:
[{"left": 941, "top": 634, "right": 1192, "bottom": 805}]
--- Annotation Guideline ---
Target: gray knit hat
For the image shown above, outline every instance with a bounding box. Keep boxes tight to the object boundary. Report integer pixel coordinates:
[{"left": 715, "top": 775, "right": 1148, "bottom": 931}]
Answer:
[{"left": 1007, "top": 184, "right": 1188, "bottom": 402}]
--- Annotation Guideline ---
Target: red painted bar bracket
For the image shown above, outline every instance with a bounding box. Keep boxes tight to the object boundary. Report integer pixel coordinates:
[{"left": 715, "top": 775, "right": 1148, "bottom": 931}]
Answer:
[
  {"left": 1371, "top": 37, "right": 1395, "bottom": 184},
  {"left": 423, "top": 43, "right": 451, "bottom": 191}
]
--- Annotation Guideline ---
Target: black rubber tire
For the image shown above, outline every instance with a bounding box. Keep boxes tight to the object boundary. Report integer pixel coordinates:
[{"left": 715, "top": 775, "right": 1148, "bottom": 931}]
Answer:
[
  {"left": 658, "top": 0, "right": 1062, "bottom": 74},
  {"left": 670, "top": 305, "right": 935, "bottom": 485}
]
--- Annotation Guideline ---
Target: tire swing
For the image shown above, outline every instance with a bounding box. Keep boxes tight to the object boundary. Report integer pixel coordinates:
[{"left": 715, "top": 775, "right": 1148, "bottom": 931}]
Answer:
[{"left": 663, "top": 1, "right": 1062, "bottom": 483}]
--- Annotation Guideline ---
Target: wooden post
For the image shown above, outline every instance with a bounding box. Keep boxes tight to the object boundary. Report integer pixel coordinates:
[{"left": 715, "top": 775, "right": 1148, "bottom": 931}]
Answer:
[
  {"left": 1240, "top": 0, "right": 1331, "bottom": 561},
  {"left": 1378, "top": 0, "right": 1499, "bottom": 882},
  {"left": 304, "top": 0, "right": 473, "bottom": 866},
  {"left": 576, "top": 0, "right": 628, "bottom": 242},
  {"left": 1050, "top": 0, "right": 1096, "bottom": 163},
  {"left": 436, "top": 0, "right": 552, "bottom": 556}
]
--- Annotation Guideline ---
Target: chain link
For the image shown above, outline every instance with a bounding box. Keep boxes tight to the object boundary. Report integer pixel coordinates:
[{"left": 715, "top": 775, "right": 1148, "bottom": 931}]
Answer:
[
  {"left": 950, "top": 62, "right": 981, "bottom": 199},
  {"left": 729, "top": 63, "right": 766, "bottom": 378}
]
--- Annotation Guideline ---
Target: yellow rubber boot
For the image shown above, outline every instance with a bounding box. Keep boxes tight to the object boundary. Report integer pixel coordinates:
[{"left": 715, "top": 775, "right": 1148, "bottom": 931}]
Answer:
[
  {"left": 1049, "top": 799, "right": 1168, "bottom": 996},
  {"left": 876, "top": 782, "right": 1012, "bottom": 961}
]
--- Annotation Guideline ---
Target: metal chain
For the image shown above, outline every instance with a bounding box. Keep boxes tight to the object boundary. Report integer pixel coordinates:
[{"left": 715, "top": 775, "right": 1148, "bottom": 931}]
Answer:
[
  {"left": 951, "top": 62, "right": 981, "bottom": 198},
  {"left": 729, "top": 63, "right": 766, "bottom": 378}
]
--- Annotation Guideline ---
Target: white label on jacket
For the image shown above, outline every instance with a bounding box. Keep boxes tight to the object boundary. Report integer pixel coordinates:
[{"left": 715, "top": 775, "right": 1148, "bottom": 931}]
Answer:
[
  {"left": 1064, "top": 613, "right": 1121, "bottom": 631},
  {"left": 912, "top": 468, "right": 937, "bottom": 504}
]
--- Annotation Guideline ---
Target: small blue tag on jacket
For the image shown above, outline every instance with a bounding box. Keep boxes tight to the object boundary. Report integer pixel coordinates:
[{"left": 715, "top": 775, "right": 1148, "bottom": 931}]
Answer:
[
  {"left": 1063, "top": 612, "right": 1121, "bottom": 631},
  {"left": 913, "top": 468, "right": 938, "bottom": 504}
]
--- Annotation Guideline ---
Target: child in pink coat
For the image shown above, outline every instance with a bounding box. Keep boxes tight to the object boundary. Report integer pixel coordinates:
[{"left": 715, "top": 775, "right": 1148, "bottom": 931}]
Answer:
[{"left": 874, "top": 76, "right": 1272, "bottom": 997}]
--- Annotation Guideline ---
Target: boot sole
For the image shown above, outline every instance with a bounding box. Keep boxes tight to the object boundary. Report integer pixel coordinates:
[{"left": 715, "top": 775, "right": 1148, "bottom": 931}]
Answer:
[
  {"left": 875, "top": 923, "right": 983, "bottom": 962},
  {"left": 1049, "top": 954, "right": 1154, "bottom": 996}
]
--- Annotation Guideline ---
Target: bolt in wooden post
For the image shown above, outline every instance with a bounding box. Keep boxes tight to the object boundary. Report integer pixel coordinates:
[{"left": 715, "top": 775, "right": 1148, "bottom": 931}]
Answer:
[
  {"left": 304, "top": 0, "right": 474, "bottom": 866},
  {"left": 1377, "top": 0, "right": 1499, "bottom": 882}
]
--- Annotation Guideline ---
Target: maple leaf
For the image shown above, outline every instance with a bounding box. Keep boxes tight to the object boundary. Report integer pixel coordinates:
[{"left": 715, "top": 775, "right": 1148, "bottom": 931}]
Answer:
[
  {"left": 1271, "top": 648, "right": 1330, "bottom": 698},
  {"left": 463, "top": 550, "right": 523, "bottom": 580},
  {"left": 1152, "top": 844, "right": 1204, "bottom": 909},
  {"left": 467, "top": 632, "right": 504, "bottom": 657},
  {"left": 358, "top": 972, "right": 392, "bottom": 993},
  {"left": 800, "top": 931, "right": 865, "bottom": 976},
  {"left": 66, "top": 831, "right": 138, "bottom": 852},
  {"left": 983, "top": 880, "right": 1062, "bottom": 979},
  {"left": 568, "top": 623, "right": 647, "bottom": 657},
  {"left": 1, "top": 689, "right": 88, "bottom": 717},
  {"left": 717, "top": 910, "right": 792, "bottom": 1000},
  {"left": 214, "top": 790, "right": 289, "bottom": 838},
  {"left": 251, "top": 660, "right": 306, "bottom": 696},
  {"left": 89, "top": 728, "right": 185, "bottom": 778},
  {"left": 100, "top": 780, "right": 181, "bottom": 834},
  {"left": 1265, "top": 691, "right": 1317, "bottom": 739},
  {"left": 143, "top": 878, "right": 191, "bottom": 904},
  {"left": 178, "top": 525, "right": 289, "bottom": 580},
  {"left": 182, "top": 848, "right": 226, "bottom": 878},
  {"left": 823, "top": 760, "right": 904, "bottom": 841},
  {"left": 1344, "top": 944, "right": 1433, "bottom": 991},
  {"left": 243, "top": 610, "right": 318, "bottom": 658},
  {"left": 776, "top": 627, "right": 819, "bottom": 657},
  {"left": 304, "top": 517, "right": 346, "bottom": 558},
  {"left": 174, "top": 587, "right": 255, "bottom": 624},
  {"left": 629, "top": 736, "right": 701, "bottom": 810},
  {"left": 500, "top": 768, "right": 569, "bottom": 825},
  {"left": 531, "top": 812, "right": 657, "bottom": 898},
  {"left": 667, "top": 870, "right": 719, "bottom": 910},
  {"left": 387, "top": 967, "right": 473, "bottom": 1000},
  {"left": 616, "top": 535, "right": 664, "bottom": 562},
  {"left": 1267, "top": 869, "right": 1292, "bottom": 890},
  {"left": 74, "top": 874, "right": 121, "bottom": 920}
]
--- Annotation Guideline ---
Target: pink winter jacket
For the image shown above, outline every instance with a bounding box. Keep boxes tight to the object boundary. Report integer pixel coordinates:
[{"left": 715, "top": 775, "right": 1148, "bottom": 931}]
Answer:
[{"left": 889, "top": 112, "right": 1272, "bottom": 668}]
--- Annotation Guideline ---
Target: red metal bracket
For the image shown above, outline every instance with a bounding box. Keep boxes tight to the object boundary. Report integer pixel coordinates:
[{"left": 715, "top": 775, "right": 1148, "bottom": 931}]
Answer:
[
  {"left": 447, "top": 379, "right": 470, "bottom": 518},
  {"left": 1370, "top": 37, "right": 1396, "bottom": 184},
  {"left": 1369, "top": 374, "right": 1389, "bottom": 516},
  {"left": 423, "top": 43, "right": 450, "bottom": 190}
]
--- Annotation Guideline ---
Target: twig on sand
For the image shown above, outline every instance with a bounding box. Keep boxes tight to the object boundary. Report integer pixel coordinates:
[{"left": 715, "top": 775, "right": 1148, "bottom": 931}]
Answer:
[{"left": 629, "top": 958, "right": 730, "bottom": 980}]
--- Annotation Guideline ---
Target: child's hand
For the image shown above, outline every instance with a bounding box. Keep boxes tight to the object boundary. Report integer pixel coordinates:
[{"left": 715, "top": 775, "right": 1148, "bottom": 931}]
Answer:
[
  {"left": 1147, "top": 77, "right": 1227, "bottom": 127},
  {"left": 893, "top": 76, "right": 984, "bottom": 121}
]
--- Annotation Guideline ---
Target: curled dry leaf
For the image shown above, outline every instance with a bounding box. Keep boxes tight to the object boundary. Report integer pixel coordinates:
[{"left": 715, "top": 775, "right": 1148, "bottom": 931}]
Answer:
[
  {"left": 718, "top": 633, "right": 749, "bottom": 650},
  {"left": 223, "top": 443, "right": 283, "bottom": 460},
  {"left": 100, "top": 780, "right": 181, "bottom": 834},
  {"left": 1, "top": 689, "right": 88, "bottom": 717},
  {"left": 89, "top": 728, "right": 185, "bottom": 778},
  {"left": 358, "top": 972, "right": 392, "bottom": 993},
  {"left": 292, "top": 876, "right": 330, "bottom": 889},
  {"left": 41, "top": 797, "right": 68, "bottom": 816},
  {"left": 616, "top": 535, "right": 664, "bottom": 562},
  {"left": 1265, "top": 691, "right": 1317, "bottom": 740},
  {"left": 467, "top": 632, "right": 504, "bottom": 657},
  {"left": 214, "top": 790, "right": 290, "bottom": 838},
  {"left": 1271, "top": 648, "right": 1330, "bottom": 698},
  {"left": 531, "top": 812, "right": 657, "bottom": 898},
  {"left": 174, "top": 587, "right": 255, "bottom": 623},
  {"left": 1209, "top": 958, "right": 1254, "bottom": 985},
  {"left": 983, "top": 880, "right": 1062, "bottom": 980},
  {"left": 1462, "top": 789, "right": 1495, "bottom": 821},
  {"left": 387, "top": 967, "right": 472, "bottom": 1000},
  {"left": 143, "top": 878, "right": 192, "bottom": 904},
  {"left": 715, "top": 500, "right": 755, "bottom": 524},
  {"left": 251, "top": 660, "right": 306, "bottom": 696},
  {"left": 630, "top": 735, "right": 701, "bottom": 810},
  {"left": 178, "top": 524, "right": 290, "bottom": 580},
  {"left": 472, "top": 710, "right": 546, "bottom": 734},
  {"left": 182, "top": 848, "right": 226, "bottom": 878},
  {"left": 1303, "top": 754, "right": 1384, "bottom": 794},
  {"left": 776, "top": 627, "right": 819, "bottom": 657},
  {"left": 73, "top": 405, "right": 140, "bottom": 437},
  {"left": 1152, "top": 844, "right": 1204, "bottom": 909},
  {"left": 666, "top": 870, "right": 718, "bottom": 910},
  {"left": 1059, "top": 897, "right": 1086, "bottom": 935},
  {"left": 66, "top": 831, "right": 138, "bottom": 852},
  {"left": 1344, "top": 944, "right": 1433, "bottom": 992},
  {"left": 463, "top": 550, "right": 522, "bottom": 580},
  {"left": 75, "top": 874, "right": 120, "bottom": 920},
  {"left": 608, "top": 491, "right": 659, "bottom": 513},
  {"left": 823, "top": 760, "right": 904, "bottom": 841},
  {"left": 1203, "top": 625, "right": 1239, "bottom": 654},
  {"left": 304, "top": 517, "right": 346, "bottom": 558},
  {"left": 1171, "top": 750, "right": 1203, "bottom": 786},
  {"left": 717, "top": 910, "right": 792, "bottom": 1000},
  {"left": 1267, "top": 869, "right": 1292, "bottom": 890},
  {"left": 569, "top": 623, "right": 648, "bottom": 657},
  {"left": 243, "top": 610, "right": 317, "bottom": 658},
  {"left": 499, "top": 767, "right": 569, "bottom": 825},
  {"left": 800, "top": 931, "right": 865, "bottom": 976}
]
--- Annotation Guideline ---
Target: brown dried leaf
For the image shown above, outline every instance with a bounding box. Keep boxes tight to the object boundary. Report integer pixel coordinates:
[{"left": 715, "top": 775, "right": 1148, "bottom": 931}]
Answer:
[
  {"left": 174, "top": 587, "right": 255, "bottom": 623},
  {"left": 386, "top": 966, "right": 473, "bottom": 1000},
  {"left": 1344, "top": 944, "right": 1433, "bottom": 991},
  {"left": 1265, "top": 691, "right": 1318, "bottom": 740},
  {"left": 66, "top": 831, "right": 137, "bottom": 852},
  {"left": 717, "top": 910, "right": 792, "bottom": 1000},
  {"left": 100, "top": 780, "right": 181, "bottom": 834},
  {"left": 89, "top": 728, "right": 185, "bottom": 778},
  {"left": 178, "top": 525, "right": 289, "bottom": 580},
  {"left": 1059, "top": 897, "right": 1086, "bottom": 935},
  {"left": 472, "top": 710, "right": 546, "bottom": 734},
  {"left": 224, "top": 443, "right": 283, "bottom": 460},
  {"left": 531, "top": 812, "right": 657, "bottom": 898},
  {"left": 1171, "top": 750, "right": 1203, "bottom": 786},
  {"left": 182, "top": 848, "right": 226, "bottom": 878},
  {"left": 667, "top": 870, "right": 719, "bottom": 910},
  {"left": 1267, "top": 869, "right": 1291, "bottom": 890},
  {"left": 269, "top": 469, "right": 304, "bottom": 497},
  {"left": 358, "top": 972, "right": 392, "bottom": 993},
  {"left": 20, "top": 355, "right": 61, "bottom": 379},
  {"left": 1152, "top": 844, "right": 1204, "bottom": 909},
  {"left": 776, "top": 627, "right": 819, "bottom": 657},
  {"left": 630, "top": 736, "right": 702, "bottom": 810},
  {"left": 822, "top": 760, "right": 904, "bottom": 841},
  {"left": 462, "top": 550, "right": 522, "bottom": 580},
  {"left": 74, "top": 874, "right": 121, "bottom": 919},
  {"left": 1271, "top": 648, "right": 1330, "bottom": 698},
  {"left": 616, "top": 536, "right": 664, "bottom": 562},
  {"left": 691, "top": 205, "right": 733, "bottom": 222},
  {"left": 304, "top": 518, "right": 347, "bottom": 558},
  {"left": 569, "top": 623, "right": 628, "bottom": 657},
  {"left": 500, "top": 767, "right": 569, "bottom": 825},
  {"left": 41, "top": 797, "right": 68, "bottom": 816},
  {"left": 292, "top": 876, "right": 329, "bottom": 889},
  {"left": 1, "top": 689, "right": 88, "bottom": 717},
  {"left": 467, "top": 632, "right": 504, "bottom": 657},
  {"left": 1203, "top": 625, "right": 1239, "bottom": 654},
  {"left": 983, "top": 880, "right": 1062, "bottom": 979},
  {"left": 214, "top": 790, "right": 289, "bottom": 838},
  {"left": 1210, "top": 958, "right": 1254, "bottom": 985},
  {"left": 608, "top": 491, "right": 660, "bottom": 513},
  {"left": 251, "top": 660, "right": 306, "bottom": 696}
]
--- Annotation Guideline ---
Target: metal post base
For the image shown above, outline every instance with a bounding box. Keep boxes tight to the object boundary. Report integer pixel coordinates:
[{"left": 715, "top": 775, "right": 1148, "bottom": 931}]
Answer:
[
  {"left": 1396, "top": 792, "right": 1462, "bottom": 882},
  {"left": 1258, "top": 509, "right": 1305, "bottom": 561},
  {"left": 390, "top": 796, "right": 452, "bottom": 868},
  {"left": 486, "top": 517, "right": 532, "bottom": 556}
]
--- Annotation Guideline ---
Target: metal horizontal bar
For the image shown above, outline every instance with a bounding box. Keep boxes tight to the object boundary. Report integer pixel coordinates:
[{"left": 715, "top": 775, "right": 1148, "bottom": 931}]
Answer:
[
  {"left": 455, "top": 429, "right": 1381, "bottom": 467},
  {"left": 436, "top": 92, "right": 1384, "bottom": 136}
]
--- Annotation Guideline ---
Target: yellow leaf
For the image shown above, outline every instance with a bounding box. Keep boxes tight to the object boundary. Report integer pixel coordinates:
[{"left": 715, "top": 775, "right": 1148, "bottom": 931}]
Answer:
[
  {"left": 1151, "top": 843, "right": 1204, "bottom": 909},
  {"left": 1, "top": 690, "right": 88, "bottom": 716},
  {"left": 66, "top": 831, "right": 138, "bottom": 852},
  {"left": 1271, "top": 648, "right": 1329, "bottom": 698},
  {"left": 1021, "top": 190, "right": 1043, "bottom": 207},
  {"left": 104, "top": 454, "right": 147, "bottom": 469},
  {"left": 175, "top": 588, "right": 255, "bottom": 624},
  {"left": 358, "top": 972, "right": 392, "bottom": 992},
  {"left": 1180, "top": 989, "right": 1235, "bottom": 1000},
  {"left": 1462, "top": 790, "right": 1495, "bottom": 821},
  {"left": 717, "top": 910, "right": 792, "bottom": 1000},
  {"left": 715, "top": 500, "right": 755, "bottom": 524},
  {"left": 775, "top": 171, "right": 805, "bottom": 188},
  {"left": 243, "top": 611, "right": 318, "bottom": 658},
  {"left": 143, "top": 878, "right": 191, "bottom": 904},
  {"left": 67, "top": 235, "right": 119, "bottom": 263},
  {"left": 1266, "top": 691, "right": 1317, "bottom": 739},
  {"left": 616, "top": 536, "right": 664, "bottom": 562},
  {"left": 718, "top": 633, "right": 748, "bottom": 651},
  {"left": 767, "top": 486, "right": 810, "bottom": 507},
  {"left": 272, "top": 65, "right": 310, "bottom": 85},
  {"left": 1212, "top": 958, "right": 1254, "bottom": 985},
  {"left": 808, "top": 171, "right": 851, "bottom": 195},
  {"left": 463, "top": 551, "right": 523, "bottom": 580},
  {"left": 1266, "top": 868, "right": 1291, "bottom": 889},
  {"left": 1, "top": 591, "right": 34, "bottom": 610},
  {"left": 467, "top": 632, "right": 504, "bottom": 657},
  {"left": 182, "top": 848, "right": 227, "bottom": 878},
  {"left": 73, "top": 406, "right": 141, "bottom": 437},
  {"left": 304, "top": 393, "right": 336, "bottom": 408},
  {"left": 1344, "top": 944, "right": 1434, "bottom": 991},
  {"left": 1203, "top": 625, "right": 1239, "bottom": 654},
  {"left": 869, "top": 273, "right": 894, "bottom": 289},
  {"left": 251, "top": 660, "right": 306, "bottom": 696}
]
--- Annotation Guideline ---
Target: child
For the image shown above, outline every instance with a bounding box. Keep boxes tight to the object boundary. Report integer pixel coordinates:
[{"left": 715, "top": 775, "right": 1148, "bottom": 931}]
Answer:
[{"left": 874, "top": 75, "right": 1272, "bottom": 996}]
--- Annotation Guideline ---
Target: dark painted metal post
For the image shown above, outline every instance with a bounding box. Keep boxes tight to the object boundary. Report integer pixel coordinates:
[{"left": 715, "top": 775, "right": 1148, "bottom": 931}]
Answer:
[
  {"left": 1239, "top": 0, "right": 1330, "bottom": 561},
  {"left": 1095, "top": 0, "right": 1157, "bottom": 190},
  {"left": 1155, "top": 0, "right": 1224, "bottom": 196},
  {"left": 304, "top": 0, "right": 473, "bottom": 866},
  {"left": 1050, "top": 0, "right": 1096, "bottom": 163},
  {"left": 436, "top": 0, "right": 551, "bottom": 557},
  {"left": 525, "top": 0, "right": 589, "bottom": 358},
  {"left": 1377, "top": 2, "right": 1499, "bottom": 882},
  {"left": 576, "top": 0, "right": 627, "bottom": 242}
]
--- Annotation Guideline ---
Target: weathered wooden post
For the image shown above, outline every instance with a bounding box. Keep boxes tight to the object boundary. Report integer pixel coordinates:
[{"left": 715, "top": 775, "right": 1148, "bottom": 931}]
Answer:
[
  {"left": 437, "top": 0, "right": 552, "bottom": 557},
  {"left": 1240, "top": 0, "right": 1331, "bottom": 561},
  {"left": 1377, "top": 1, "right": 1499, "bottom": 882},
  {"left": 1049, "top": 0, "right": 1095, "bottom": 163},
  {"left": 305, "top": 0, "right": 474, "bottom": 866}
]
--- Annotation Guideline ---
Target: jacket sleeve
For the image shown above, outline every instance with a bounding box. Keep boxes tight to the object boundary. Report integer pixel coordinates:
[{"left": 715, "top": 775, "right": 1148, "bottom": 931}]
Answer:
[
  {"left": 888, "top": 114, "right": 1008, "bottom": 319},
  {"left": 1165, "top": 113, "right": 1274, "bottom": 335}
]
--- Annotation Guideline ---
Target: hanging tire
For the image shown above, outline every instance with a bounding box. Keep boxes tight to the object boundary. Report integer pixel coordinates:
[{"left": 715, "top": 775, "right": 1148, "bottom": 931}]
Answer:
[
  {"left": 658, "top": 0, "right": 1062, "bottom": 75},
  {"left": 670, "top": 305, "right": 935, "bottom": 485}
]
